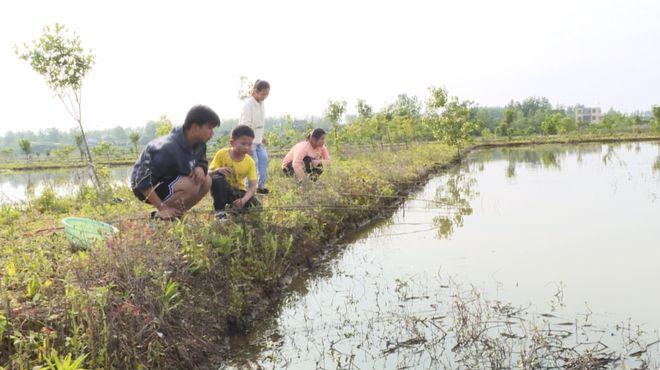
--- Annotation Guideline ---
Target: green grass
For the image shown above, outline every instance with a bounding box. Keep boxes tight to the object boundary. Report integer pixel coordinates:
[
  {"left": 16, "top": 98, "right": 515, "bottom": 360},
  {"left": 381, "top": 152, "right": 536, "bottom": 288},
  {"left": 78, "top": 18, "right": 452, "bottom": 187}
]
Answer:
[{"left": 0, "top": 142, "right": 457, "bottom": 369}]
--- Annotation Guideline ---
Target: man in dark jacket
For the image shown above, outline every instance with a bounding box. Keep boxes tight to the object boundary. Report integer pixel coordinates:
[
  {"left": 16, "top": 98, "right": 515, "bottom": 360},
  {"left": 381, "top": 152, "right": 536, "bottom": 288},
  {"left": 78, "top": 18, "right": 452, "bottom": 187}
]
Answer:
[{"left": 131, "top": 105, "right": 220, "bottom": 219}]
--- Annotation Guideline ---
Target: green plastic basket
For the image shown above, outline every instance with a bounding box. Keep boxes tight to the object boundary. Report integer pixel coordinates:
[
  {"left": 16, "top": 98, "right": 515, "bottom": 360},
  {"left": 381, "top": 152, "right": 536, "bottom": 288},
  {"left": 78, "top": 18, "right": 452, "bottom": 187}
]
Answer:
[{"left": 62, "top": 217, "right": 118, "bottom": 249}]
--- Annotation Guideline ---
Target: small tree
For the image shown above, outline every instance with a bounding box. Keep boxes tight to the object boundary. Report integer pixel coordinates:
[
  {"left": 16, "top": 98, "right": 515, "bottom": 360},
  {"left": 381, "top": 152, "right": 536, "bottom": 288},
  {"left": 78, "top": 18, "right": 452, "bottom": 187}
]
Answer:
[
  {"left": 354, "top": 99, "right": 376, "bottom": 147},
  {"left": 497, "top": 107, "right": 515, "bottom": 139},
  {"left": 356, "top": 99, "right": 373, "bottom": 119},
  {"left": 237, "top": 75, "right": 256, "bottom": 101},
  {"left": 438, "top": 98, "right": 477, "bottom": 154},
  {"left": 600, "top": 115, "right": 615, "bottom": 134},
  {"left": 129, "top": 132, "right": 141, "bottom": 154},
  {"left": 155, "top": 114, "right": 173, "bottom": 137},
  {"left": 426, "top": 86, "right": 448, "bottom": 111},
  {"left": 389, "top": 115, "right": 416, "bottom": 144},
  {"left": 16, "top": 23, "right": 98, "bottom": 186},
  {"left": 560, "top": 116, "right": 577, "bottom": 134},
  {"left": 325, "top": 100, "right": 347, "bottom": 155},
  {"left": 541, "top": 113, "right": 560, "bottom": 135},
  {"left": 652, "top": 105, "right": 660, "bottom": 131},
  {"left": 424, "top": 86, "right": 476, "bottom": 155},
  {"left": 93, "top": 141, "right": 114, "bottom": 161},
  {"left": 540, "top": 112, "right": 574, "bottom": 135},
  {"left": 19, "top": 139, "right": 31, "bottom": 161},
  {"left": 480, "top": 127, "right": 493, "bottom": 138},
  {"left": 388, "top": 94, "right": 422, "bottom": 120},
  {"left": 424, "top": 86, "right": 447, "bottom": 138},
  {"left": 53, "top": 144, "right": 75, "bottom": 160},
  {"left": 368, "top": 113, "right": 390, "bottom": 148}
]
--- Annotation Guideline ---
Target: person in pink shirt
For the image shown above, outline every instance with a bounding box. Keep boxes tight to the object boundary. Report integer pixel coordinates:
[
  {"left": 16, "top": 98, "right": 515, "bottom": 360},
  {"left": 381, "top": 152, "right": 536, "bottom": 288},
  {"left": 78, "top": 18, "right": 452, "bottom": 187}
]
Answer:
[{"left": 282, "top": 128, "right": 331, "bottom": 182}]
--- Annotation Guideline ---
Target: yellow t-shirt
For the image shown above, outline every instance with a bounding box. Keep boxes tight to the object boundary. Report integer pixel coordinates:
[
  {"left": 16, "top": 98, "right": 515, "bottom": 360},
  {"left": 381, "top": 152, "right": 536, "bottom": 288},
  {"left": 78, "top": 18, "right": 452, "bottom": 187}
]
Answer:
[{"left": 209, "top": 148, "right": 257, "bottom": 191}]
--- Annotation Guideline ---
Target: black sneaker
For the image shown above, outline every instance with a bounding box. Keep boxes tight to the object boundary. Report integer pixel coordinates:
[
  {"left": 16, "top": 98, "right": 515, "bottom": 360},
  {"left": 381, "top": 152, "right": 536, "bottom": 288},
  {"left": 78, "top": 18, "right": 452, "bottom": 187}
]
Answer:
[{"left": 257, "top": 188, "right": 270, "bottom": 195}]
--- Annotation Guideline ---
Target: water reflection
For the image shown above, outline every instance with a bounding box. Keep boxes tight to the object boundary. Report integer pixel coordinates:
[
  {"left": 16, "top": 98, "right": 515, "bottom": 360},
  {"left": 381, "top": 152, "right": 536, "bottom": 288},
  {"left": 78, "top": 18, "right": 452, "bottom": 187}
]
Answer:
[
  {"left": 432, "top": 169, "right": 477, "bottom": 239},
  {"left": 0, "top": 166, "right": 131, "bottom": 203},
  {"left": 224, "top": 141, "right": 660, "bottom": 369},
  {"left": 468, "top": 142, "right": 660, "bottom": 180}
]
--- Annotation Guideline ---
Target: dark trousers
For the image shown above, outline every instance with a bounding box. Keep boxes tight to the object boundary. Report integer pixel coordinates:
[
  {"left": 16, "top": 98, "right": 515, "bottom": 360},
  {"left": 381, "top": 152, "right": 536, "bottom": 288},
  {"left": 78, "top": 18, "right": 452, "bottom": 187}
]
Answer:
[
  {"left": 283, "top": 156, "right": 323, "bottom": 181},
  {"left": 211, "top": 174, "right": 260, "bottom": 211}
]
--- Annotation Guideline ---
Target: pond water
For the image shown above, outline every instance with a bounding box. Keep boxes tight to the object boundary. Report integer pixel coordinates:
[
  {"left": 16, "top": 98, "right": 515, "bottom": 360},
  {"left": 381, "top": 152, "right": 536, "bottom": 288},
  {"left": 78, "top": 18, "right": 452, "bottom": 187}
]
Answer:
[
  {"left": 225, "top": 141, "right": 660, "bottom": 369},
  {"left": 0, "top": 166, "right": 131, "bottom": 203}
]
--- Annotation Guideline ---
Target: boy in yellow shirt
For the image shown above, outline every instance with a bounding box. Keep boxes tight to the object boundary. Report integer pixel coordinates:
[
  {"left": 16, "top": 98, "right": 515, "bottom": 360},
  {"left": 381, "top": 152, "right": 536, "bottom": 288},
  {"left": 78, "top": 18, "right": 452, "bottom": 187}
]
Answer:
[{"left": 209, "top": 125, "right": 260, "bottom": 218}]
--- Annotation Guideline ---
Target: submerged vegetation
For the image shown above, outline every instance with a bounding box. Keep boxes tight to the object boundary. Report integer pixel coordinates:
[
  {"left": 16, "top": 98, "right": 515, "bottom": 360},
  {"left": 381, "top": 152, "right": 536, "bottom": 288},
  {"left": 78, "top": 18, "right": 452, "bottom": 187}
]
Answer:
[{"left": 229, "top": 272, "right": 659, "bottom": 369}]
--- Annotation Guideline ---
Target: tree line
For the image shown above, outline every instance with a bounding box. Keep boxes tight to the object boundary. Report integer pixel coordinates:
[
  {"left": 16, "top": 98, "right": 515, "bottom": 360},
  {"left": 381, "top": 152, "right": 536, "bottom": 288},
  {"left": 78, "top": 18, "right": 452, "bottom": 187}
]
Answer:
[{"left": 2, "top": 97, "right": 659, "bottom": 162}]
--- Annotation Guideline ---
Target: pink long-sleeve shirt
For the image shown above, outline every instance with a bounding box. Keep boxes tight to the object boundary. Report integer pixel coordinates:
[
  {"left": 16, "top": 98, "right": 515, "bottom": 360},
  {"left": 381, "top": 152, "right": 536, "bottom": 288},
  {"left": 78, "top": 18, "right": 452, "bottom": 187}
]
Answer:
[{"left": 281, "top": 141, "right": 331, "bottom": 170}]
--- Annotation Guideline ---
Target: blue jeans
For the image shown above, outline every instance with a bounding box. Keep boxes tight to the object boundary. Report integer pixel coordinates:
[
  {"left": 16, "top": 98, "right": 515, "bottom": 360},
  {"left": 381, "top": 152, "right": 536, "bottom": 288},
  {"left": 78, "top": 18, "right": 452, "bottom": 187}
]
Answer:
[{"left": 250, "top": 143, "right": 269, "bottom": 189}]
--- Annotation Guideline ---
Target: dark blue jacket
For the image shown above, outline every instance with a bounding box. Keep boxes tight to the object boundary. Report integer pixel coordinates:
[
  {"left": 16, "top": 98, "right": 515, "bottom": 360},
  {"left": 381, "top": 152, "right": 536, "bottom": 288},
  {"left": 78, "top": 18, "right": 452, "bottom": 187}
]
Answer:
[{"left": 131, "top": 127, "right": 208, "bottom": 191}]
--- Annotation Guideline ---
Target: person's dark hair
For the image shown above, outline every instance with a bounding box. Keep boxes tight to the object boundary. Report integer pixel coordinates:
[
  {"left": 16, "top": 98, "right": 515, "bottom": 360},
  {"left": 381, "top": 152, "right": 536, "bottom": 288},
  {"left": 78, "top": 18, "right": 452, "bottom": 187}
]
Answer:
[
  {"left": 307, "top": 128, "right": 326, "bottom": 140},
  {"left": 232, "top": 125, "right": 255, "bottom": 139},
  {"left": 183, "top": 105, "right": 221, "bottom": 131},
  {"left": 253, "top": 79, "right": 270, "bottom": 92}
]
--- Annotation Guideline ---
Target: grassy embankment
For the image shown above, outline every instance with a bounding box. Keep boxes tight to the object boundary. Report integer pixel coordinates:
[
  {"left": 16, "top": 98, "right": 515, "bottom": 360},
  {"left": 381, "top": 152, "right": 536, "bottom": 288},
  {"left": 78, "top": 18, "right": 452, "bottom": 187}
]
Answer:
[
  {"left": 1, "top": 132, "right": 658, "bottom": 368},
  {"left": 0, "top": 142, "right": 458, "bottom": 369}
]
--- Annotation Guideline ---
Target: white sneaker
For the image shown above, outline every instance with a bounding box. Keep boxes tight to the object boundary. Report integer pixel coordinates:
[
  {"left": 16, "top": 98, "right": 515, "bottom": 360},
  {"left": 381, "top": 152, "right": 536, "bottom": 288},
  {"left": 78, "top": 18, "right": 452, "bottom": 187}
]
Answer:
[{"left": 215, "top": 210, "right": 228, "bottom": 221}]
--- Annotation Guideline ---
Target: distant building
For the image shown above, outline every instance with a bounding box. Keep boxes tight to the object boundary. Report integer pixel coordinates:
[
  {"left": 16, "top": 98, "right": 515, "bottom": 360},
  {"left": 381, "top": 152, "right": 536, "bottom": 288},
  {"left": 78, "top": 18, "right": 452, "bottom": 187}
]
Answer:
[{"left": 575, "top": 105, "right": 601, "bottom": 125}]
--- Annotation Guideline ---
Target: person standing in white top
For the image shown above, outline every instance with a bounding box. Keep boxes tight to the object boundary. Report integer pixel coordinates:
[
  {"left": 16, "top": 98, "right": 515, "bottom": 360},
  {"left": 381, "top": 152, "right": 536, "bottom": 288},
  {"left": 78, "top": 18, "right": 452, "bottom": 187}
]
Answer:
[{"left": 239, "top": 79, "right": 270, "bottom": 194}]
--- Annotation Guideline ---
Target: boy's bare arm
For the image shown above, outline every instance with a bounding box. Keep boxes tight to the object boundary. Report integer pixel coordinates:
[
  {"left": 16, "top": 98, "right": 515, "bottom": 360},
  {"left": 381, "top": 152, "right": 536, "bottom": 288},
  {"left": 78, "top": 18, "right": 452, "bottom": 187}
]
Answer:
[{"left": 237, "top": 179, "right": 257, "bottom": 208}]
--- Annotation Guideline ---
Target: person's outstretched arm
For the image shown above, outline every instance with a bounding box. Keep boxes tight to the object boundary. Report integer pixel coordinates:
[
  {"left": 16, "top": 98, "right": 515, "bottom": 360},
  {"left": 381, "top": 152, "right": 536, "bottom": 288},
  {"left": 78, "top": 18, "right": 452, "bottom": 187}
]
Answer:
[
  {"left": 235, "top": 164, "right": 258, "bottom": 208},
  {"left": 238, "top": 179, "right": 257, "bottom": 208}
]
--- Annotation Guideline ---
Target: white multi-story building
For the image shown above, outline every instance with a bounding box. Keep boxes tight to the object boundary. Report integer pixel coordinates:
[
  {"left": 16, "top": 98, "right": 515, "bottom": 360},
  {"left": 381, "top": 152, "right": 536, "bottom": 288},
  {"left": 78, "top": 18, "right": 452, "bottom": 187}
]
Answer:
[{"left": 575, "top": 105, "right": 602, "bottom": 125}]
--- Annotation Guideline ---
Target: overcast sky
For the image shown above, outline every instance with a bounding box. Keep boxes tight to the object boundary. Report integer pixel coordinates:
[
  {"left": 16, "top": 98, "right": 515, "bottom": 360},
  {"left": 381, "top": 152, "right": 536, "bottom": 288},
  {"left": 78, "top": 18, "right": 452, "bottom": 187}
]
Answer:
[{"left": 0, "top": 0, "right": 658, "bottom": 134}]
